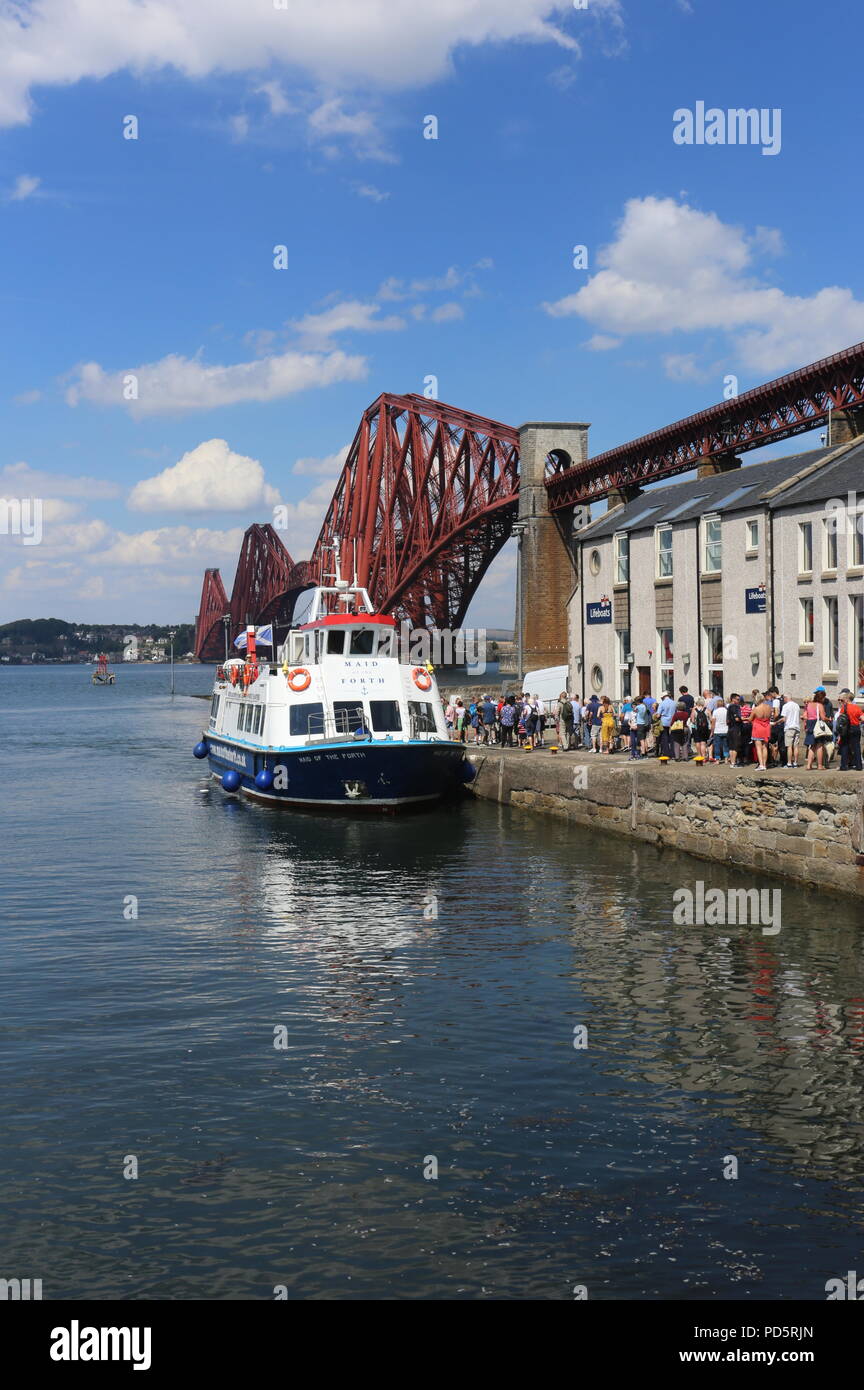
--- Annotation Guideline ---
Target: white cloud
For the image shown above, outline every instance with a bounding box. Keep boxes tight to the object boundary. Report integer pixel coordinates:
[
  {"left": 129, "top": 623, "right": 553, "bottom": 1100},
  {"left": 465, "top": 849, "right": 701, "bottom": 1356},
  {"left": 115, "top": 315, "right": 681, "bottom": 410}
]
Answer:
[
  {"left": 0, "top": 461, "right": 121, "bottom": 499},
  {"left": 548, "top": 64, "right": 579, "bottom": 90},
  {"left": 96, "top": 524, "right": 247, "bottom": 571},
  {"left": 291, "top": 300, "right": 406, "bottom": 348},
  {"left": 8, "top": 173, "right": 40, "bottom": 200},
  {"left": 543, "top": 195, "right": 864, "bottom": 375},
  {"left": 662, "top": 352, "right": 706, "bottom": 382},
  {"left": 12, "top": 389, "right": 42, "bottom": 404},
  {"left": 0, "top": 1, "right": 585, "bottom": 129},
  {"left": 128, "top": 439, "right": 281, "bottom": 513},
  {"left": 255, "top": 80, "right": 295, "bottom": 116},
  {"left": 585, "top": 333, "right": 621, "bottom": 351},
  {"left": 228, "top": 113, "right": 249, "bottom": 141},
  {"left": 292, "top": 445, "right": 349, "bottom": 477},
  {"left": 431, "top": 302, "right": 465, "bottom": 323},
  {"left": 353, "top": 182, "right": 390, "bottom": 202},
  {"left": 64, "top": 348, "right": 367, "bottom": 417},
  {"left": 269, "top": 478, "right": 340, "bottom": 558}
]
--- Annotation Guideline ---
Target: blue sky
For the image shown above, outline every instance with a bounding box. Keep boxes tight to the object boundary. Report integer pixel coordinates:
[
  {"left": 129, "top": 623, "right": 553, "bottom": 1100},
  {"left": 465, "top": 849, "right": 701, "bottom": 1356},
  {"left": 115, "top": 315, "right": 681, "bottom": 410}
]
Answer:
[{"left": 1, "top": 0, "right": 862, "bottom": 629}]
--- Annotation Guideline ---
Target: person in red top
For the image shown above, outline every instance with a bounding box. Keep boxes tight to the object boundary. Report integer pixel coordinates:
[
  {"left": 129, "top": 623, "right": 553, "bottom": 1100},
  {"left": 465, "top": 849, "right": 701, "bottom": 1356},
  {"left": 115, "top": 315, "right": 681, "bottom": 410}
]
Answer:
[{"left": 838, "top": 690, "right": 863, "bottom": 771}]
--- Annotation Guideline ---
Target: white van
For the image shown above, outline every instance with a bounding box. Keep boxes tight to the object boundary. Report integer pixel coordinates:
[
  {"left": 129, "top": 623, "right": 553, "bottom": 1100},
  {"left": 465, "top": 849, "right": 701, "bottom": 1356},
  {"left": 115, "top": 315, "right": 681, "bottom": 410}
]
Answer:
[{"left": 522, "top": 665, "right": 569, "bottom": 703}]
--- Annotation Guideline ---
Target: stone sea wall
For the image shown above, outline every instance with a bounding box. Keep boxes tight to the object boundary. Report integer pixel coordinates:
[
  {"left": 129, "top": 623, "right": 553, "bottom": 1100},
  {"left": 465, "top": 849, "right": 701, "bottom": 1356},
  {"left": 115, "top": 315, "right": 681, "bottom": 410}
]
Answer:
[{"left": 465, "top": 749, "right": 864, "bottom": 900}]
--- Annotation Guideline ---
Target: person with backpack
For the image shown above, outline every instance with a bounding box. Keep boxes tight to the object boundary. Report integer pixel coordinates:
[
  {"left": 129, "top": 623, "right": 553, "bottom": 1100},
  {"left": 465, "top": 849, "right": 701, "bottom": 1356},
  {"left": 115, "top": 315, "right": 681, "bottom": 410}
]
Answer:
[
  {"left": 558, "top": 691, "right": 575, "bottom": 750},
  {"left": 692, "top": 700, "right": 711, "bottom": 761}
]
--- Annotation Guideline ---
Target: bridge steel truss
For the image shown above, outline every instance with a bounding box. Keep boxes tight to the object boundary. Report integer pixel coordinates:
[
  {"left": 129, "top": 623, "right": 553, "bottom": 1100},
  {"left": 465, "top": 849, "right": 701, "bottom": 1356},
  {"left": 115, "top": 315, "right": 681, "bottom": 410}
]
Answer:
[
  {"left": 545, "top": 340, "right": 864, "bottom": 509},
  {"left": 194, "top": 394, "right": 520, "bottom": 658},
  {"left": 195, "top": 342, "right": 864, "bottom": 658}
]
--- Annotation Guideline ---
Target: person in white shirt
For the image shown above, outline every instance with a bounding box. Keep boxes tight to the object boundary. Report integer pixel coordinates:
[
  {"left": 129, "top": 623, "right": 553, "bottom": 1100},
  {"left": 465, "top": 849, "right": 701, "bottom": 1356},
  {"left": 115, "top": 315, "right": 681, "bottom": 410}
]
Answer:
[
  {"left": 710, "top": 698, "right": 729, "bottom": 763},
  {"left": 781, "top": 695, "right": 801, "bottom": 768}
]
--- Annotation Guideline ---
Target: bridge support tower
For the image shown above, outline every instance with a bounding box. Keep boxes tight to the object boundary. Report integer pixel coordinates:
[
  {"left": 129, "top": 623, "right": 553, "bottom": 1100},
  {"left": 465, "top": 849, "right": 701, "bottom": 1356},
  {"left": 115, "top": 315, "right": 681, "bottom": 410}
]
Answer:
[{"left": 515, "top": 420, "right": 589, "bottom": 681}]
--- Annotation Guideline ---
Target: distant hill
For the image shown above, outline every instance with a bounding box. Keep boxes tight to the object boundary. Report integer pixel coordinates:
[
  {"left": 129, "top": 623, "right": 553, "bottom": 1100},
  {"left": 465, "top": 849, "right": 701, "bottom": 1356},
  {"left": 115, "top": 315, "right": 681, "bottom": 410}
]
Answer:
[{"left": 0, "top": 619, "right": 196, "bottom": 663}]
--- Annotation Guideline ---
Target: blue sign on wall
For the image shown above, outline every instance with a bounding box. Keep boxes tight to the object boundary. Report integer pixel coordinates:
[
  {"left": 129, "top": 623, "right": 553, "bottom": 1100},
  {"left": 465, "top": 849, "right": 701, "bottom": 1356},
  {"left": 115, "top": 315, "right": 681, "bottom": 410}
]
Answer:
[
  {"left": 745, "top": 586, "right": 766, "bottom": 614},
  {"left": 587, "top": 600, "right": 613, "bottom": 625}
]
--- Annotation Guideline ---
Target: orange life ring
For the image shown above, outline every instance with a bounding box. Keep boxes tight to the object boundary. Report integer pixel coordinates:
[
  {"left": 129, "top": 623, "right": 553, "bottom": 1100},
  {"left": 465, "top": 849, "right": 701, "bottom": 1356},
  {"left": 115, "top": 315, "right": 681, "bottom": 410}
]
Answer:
[
  {"left": 412, "top": 666, "right": 432, "bottom": 692},
  {"left": 229, "top": 666, "right": 239, "bottom": 687},
  {"left": 287, "top": 667, "right": 311, "bottom": 692}
]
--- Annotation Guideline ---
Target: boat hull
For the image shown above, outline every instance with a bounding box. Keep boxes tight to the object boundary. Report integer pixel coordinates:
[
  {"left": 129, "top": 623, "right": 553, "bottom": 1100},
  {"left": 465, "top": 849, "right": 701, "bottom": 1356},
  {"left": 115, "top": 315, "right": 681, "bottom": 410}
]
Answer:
[{"left": 205, "top": 736, "right": 467, "bottom": 810}]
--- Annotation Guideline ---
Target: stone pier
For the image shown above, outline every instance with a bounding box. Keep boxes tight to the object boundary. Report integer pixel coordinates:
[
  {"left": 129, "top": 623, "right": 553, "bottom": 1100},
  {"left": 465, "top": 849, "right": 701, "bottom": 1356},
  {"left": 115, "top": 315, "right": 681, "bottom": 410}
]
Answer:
[{"left": 465, "top": 747, "right": 864, "bottom": 900}]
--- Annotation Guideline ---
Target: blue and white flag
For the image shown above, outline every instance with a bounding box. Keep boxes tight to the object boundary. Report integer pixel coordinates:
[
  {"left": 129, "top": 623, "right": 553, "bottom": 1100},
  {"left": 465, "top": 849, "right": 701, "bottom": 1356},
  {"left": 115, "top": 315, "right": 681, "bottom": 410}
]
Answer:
[{"left": 233, "top": 624, "right": 274, "bottom": 650}]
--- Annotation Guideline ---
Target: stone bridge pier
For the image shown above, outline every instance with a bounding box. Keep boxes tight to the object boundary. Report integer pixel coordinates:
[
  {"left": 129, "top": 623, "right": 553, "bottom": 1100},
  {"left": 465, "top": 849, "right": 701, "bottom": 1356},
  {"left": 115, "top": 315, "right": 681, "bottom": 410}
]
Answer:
[{"left": 515, "top": 420, "right": 589, "bottom": 679}]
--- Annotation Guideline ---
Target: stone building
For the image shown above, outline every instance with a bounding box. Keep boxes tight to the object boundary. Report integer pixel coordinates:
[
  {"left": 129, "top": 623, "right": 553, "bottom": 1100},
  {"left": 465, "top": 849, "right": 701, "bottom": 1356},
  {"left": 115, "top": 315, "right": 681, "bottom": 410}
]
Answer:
[{"left": 570, "top": 436, "right": 864, "bottom": 702}]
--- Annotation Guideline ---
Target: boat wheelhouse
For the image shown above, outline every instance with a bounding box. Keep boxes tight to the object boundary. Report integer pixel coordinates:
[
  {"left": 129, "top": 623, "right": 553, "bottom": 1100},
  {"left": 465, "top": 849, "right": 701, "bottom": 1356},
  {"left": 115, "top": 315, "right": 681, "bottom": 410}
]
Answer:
[{"left": 194, "top": 577, "right": 467, "bottom": 810}]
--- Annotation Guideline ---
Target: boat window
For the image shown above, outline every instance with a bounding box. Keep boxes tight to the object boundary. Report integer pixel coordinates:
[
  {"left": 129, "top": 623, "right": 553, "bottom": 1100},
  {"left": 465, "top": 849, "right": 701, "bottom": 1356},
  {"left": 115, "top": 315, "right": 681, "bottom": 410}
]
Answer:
[
  {"left": 408, "top": 700, "right": 437, "bottom": 734},
  {"left": 289, "top": 701, "right": 325, "bottom": 737},
  {"left": 333, "top": 700, "right": 366, "bottom": 734},
  {"left": 242, "top": 704, "right": 252, "bottom": 732},
  {"left": 326, "top": 630, "right": 346, "bottom": 655},
  {"left": 369, "top": 699, "right": 402, "bottom": 732},
  {"left": 209, "top": 693, "right": 220, "bottom": 724},
  {"left": 254, "top": 705, "right": 263, "bottom": 736},
  {"left": 376, "top": 629, "right": 397, "bottom": 658},
  {"left": 349, "top": 628, "right": 375, "bottom": 655}
]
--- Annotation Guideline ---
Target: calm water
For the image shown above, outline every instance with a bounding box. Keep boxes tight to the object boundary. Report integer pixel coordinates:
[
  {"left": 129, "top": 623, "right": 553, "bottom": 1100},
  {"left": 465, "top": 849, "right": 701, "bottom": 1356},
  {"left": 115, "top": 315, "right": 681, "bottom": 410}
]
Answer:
[{"left": 1, "top": 664, "right": 863, "bottom": 1301}]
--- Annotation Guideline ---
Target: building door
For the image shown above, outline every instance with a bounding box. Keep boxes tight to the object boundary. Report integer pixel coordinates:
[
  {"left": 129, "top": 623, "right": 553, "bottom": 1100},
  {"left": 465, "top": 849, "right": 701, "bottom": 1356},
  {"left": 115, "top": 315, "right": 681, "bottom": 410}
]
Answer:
[{"left": 638, "top": 666, "right": 651, "bottom": 697}]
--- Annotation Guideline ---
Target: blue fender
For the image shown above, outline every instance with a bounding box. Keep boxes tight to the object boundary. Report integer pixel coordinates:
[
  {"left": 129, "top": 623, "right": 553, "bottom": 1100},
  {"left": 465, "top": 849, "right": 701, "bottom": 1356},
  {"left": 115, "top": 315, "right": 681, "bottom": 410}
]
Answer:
[{"left": 221, "top": 769, "right": 241, "bottom": 792}]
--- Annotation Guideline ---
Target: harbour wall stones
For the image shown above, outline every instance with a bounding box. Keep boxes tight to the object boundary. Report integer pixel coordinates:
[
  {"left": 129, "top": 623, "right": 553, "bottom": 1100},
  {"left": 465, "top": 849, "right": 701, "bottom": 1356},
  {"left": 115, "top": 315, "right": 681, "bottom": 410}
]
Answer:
[{"left": 465, "top": 750, "right": 864, "bottom": 900}]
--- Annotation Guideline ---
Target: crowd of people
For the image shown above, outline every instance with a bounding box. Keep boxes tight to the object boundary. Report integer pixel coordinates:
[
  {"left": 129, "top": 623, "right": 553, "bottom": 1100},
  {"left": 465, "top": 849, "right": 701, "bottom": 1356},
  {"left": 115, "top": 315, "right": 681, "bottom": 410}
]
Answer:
[{"left": 443, "top": 685, "right": 864, "bottom": 772}]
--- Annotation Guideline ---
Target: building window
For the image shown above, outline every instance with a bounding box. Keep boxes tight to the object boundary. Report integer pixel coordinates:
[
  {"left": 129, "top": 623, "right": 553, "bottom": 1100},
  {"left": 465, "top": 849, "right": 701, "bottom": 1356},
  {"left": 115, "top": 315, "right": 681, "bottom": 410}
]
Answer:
[
  {"left": 799, "top": 597, "right": 814, "bottom": 646},
  {"left": 591, "top": 663, "right": 604, "bottom": 693},
  {"left": 746, "top": 518, "right": 759, "bottom": 552},
  {"left": 589, "top": 548, "right": 601, "bottom": 576},
  {"left": 618, "top": 629, "right": 632, "bottom": 699},
  {"left": 656, "top": 525, "right": 673, "bottom": 579},
  {"left": 614, "top": 533, "right": 629, "bottom": 584},
  {"left": 702, "top": 515, "right": 722, "bottom": 573},
  {"left": 824, "top": 518, "right": 838, "bottom": 571},
  {"left": 824, "top": 596, "right": 839, "bottom": 671},
  {"left": 704, "top": 624, "right": 724, "bottom": 694},
  {"left": 658, "top": 628, "right": 673, "bottom": 694},
  {"left": 853, "top": 510, "right": 864, "bottom": 568},
  {"left": 799, "top": 521, "right": 813, "bottom": 574}
]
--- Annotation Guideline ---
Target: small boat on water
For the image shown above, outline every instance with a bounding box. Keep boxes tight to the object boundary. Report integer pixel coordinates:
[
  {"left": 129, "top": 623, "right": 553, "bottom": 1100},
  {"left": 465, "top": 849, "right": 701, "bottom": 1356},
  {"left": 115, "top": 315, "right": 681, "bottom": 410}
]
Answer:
[
  {"left": 192, "top": 565, "right": 468, "bottom": 811},
  {"left": 91, "top": 653, "right": 116, "bottom": 685}
]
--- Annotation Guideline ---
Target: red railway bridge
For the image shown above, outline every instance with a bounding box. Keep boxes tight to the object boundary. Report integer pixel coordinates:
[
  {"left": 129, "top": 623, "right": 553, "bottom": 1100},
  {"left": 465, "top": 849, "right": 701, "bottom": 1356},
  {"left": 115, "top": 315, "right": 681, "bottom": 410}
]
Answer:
[{"left": 195, "top": 342, "right": 864, "bottom": 663}]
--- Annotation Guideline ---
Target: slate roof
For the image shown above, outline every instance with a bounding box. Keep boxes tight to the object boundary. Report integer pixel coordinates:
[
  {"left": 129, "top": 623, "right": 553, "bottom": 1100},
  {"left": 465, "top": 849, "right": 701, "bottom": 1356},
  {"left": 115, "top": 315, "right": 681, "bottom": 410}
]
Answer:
[{"left": 578, "top": 437, "right": 864, "bottom": 540}]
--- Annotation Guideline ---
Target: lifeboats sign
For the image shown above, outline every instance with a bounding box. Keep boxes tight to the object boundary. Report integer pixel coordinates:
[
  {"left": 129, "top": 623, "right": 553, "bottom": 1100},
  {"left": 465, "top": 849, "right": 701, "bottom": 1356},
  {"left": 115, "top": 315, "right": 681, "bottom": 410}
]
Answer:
[
  {"left": 586, "top": 600, "right": 612, "bottom": 625},
  {"left": 745, "top": 586, "right": 767, "bottom": 613}
]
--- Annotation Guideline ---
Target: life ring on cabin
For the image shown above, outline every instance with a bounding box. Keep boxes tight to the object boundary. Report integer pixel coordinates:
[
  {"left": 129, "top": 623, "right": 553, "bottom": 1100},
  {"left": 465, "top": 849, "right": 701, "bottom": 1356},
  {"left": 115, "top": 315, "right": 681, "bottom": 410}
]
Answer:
[
  {"left": 229, "top": 666, "right": 239, "bottom": 687},
  {"left": 412, "top": 666, "right": 433, "bottom": 692},
  {"left": 243, "top": 661, "right": 258, "bottom": 686},
  {"left": 287, "top": 667, "right": 311, "bottom": 692}
]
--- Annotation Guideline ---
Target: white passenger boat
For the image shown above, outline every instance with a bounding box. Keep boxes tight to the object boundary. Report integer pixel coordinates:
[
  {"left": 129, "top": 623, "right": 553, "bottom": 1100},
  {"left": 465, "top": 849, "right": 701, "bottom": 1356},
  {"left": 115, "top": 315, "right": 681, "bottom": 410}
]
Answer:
[{"left": 192, "top": 568, "right": 468, "bottom": 810}]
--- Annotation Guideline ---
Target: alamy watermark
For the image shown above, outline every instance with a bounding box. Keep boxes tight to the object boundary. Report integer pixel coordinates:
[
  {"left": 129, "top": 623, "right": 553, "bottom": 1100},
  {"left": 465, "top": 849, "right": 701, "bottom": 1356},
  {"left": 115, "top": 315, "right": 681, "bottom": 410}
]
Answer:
[
  {"left": 672, "top": 881, "right": 781, "bottom": 935},
  {"left": 0, "top": 497, "right": 42, "bottom": 545},
  {"left": 673, "top": 102, "right": 782, "bottom": 157}
]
